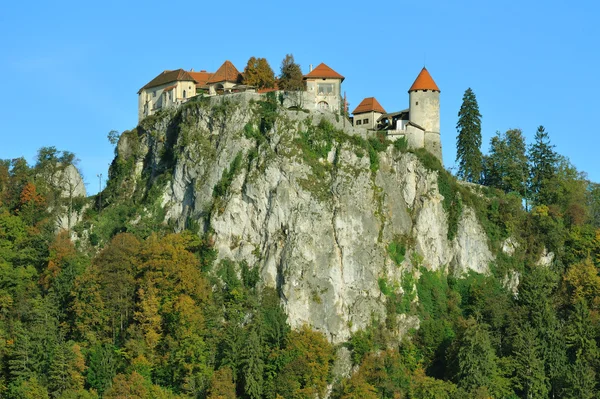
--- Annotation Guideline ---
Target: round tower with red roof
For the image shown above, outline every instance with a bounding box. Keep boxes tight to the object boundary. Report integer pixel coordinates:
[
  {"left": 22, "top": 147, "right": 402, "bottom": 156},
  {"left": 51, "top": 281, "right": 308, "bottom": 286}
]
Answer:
[{"left": 408, "top": 67, "right": 442, "bottom": 161}]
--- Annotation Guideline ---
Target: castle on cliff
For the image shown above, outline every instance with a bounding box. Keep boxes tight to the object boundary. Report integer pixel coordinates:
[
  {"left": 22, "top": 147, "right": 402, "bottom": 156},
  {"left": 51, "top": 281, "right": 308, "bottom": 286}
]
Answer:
[{"left": 137, "top": 61, "right": 441, "bottom": 161}]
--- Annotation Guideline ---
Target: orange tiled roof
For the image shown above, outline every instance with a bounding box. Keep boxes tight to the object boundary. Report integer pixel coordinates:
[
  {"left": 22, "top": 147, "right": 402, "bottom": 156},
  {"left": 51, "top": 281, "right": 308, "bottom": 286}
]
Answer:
[
  {"left": 163, "top": 85, "right": 176, "bottom": 92},
  {"left": 207, "top": 60, "right": 242, "bottom": 84},
  {"left": 408, "top": 67, "right": 440, "bottom": 92},
  {"left": 138, "top": 69, "right": 196, "bottom": 93},
  {"left": 188, "top": 70, "right": 213, "bottom": 86},
  {"left": 304, "top": 63, "right": 344, "bottom": 82},
  {"left": 352, "top": 97, "right": 386, "bottom": 115}
]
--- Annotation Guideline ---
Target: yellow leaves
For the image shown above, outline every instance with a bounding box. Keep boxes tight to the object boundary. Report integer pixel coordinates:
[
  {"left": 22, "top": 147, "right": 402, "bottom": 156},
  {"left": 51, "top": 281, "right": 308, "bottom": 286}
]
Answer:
[
  {"left": 531, "top": 205, "right": 549, "bottom": 218},
  {"left": 564, "top": 258, "right": 600, "bottom": 310},
  {"left": 41, "top": 230, "right": 76, "bottom": 289}
]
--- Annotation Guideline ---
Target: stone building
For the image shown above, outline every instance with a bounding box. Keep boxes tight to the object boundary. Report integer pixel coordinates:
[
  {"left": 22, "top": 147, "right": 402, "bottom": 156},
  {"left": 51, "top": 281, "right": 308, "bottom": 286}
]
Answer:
[
  {"left": 303, "top": 63, "right": 344, "bottom": 113},
  {"left": 354, "top": 67, "right": 442, "bottom": 161},
  {"left": 137, "top": 61, "right": 243, "bottom": 121},
  {"left": 352, "top": 97, "right": 386, "bottom": 130}
]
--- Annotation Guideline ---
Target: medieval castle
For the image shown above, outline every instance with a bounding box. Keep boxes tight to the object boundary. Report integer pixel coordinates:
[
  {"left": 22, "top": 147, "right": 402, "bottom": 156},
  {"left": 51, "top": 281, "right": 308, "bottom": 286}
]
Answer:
[{"left": 138, "top": 61, "right": 442, "bottom": 161}]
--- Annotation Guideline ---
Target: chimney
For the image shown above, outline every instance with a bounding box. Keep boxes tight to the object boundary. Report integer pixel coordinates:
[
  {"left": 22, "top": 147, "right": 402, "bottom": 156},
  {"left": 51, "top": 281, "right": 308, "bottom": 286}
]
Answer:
[{"left": 309, "top": 64, "right": 313, "bottom": 72}]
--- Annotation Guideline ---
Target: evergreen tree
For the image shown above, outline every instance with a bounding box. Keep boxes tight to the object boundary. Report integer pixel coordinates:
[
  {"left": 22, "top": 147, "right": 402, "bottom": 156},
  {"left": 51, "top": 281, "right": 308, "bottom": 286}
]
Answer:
[
  {"left": 278, "top": 54, "right": 304, "bottom": 91},
  {"left": 456, "top": 88, "right": 483, "bottom": 183},
  {"left": 528, "top": 125, "right": 558, "bottom": 205},
  {"left": 451, "top": 318, "right": 499, "bottom": 393},
  {"left": 512, "top": 324, "right": 548, "bottom": 399},
  {"left": 243, "top": 327, "right": 264, "bottom": 399}
]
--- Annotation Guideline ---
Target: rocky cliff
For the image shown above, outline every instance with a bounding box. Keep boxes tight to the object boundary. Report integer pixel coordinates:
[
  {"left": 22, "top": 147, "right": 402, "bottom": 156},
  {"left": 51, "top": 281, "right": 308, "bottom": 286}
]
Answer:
[{"left": 112, "top": 93, "right": 494, "bottom": 343}]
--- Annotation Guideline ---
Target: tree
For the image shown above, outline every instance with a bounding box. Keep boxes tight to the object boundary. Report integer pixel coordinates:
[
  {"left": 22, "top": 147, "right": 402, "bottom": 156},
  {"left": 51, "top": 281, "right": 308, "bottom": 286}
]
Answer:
[
  {"left": 456, "top": 88, "right": 483, "bottom": 183},
  {"left": 511, "top": 324, "right": 548, "bottom": 399},
  {"left": 243, "top": 57, "right": 276, "bottom": 89},
  {"left": 208, "top": 367, "right": 236, "bottom": 399},
  {"left": 528, "top": 125, "right": 558, "bottom": 206},
  {"left": 483, "top": 129, "right": 529, "bottom": 197},
  {"left": 278, "top": 54, "right": 304, "bottom": 91},
  {"left": 243, "top": 327, "right": 264, "bottom": 399},
  {"left": 450, "top": 318, "right": 501, "bottom": 394}
]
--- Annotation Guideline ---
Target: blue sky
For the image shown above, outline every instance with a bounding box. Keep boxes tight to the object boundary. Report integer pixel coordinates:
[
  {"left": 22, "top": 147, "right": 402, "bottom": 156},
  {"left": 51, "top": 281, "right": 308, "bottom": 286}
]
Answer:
[{"left": 1, "top": 0, "right": 598, "bottom": 195}]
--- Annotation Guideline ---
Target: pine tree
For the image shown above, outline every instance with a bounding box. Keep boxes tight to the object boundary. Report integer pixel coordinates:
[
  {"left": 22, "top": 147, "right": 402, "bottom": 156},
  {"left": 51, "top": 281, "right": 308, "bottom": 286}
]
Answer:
[
  {"left": 456, "top": 88, "right": 483, "bottom": 183},
  {"left": 528, "top": 125, "right": 558, "bottom": 205},
  {"left": 243, "top": 327, "right": 264, "bottom": 399},
  {"left": 452, "top": 318, "right": 499, "bottom": 393},
  {"left": 512, "top": 324, "right": 549, "bottom": 399}
]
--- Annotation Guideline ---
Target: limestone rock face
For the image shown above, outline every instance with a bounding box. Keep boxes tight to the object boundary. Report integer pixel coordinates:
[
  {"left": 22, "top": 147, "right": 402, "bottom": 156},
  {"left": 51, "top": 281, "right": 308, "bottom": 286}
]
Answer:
[
  {"left": 53, "top": 164, "right": 87, "bottom": 231},
  {"left": 123, "top": 93, "right": 495, "bottom": 343}
]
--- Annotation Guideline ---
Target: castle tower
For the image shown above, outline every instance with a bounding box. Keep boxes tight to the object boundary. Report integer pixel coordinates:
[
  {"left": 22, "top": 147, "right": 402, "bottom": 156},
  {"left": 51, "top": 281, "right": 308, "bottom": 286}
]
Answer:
[{"left": 408, "top": 67, "right": 442, "bottom": 161}]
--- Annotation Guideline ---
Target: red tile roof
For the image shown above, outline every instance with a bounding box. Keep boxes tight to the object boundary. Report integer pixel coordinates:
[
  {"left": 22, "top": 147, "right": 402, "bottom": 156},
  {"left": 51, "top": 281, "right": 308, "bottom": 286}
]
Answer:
[
  {"left": 304, "top": 63, "right": 344, "bottom": 82},
  {"left": 138, "top": 69, "right": 196, "bottom": 93},
  {"left": 188, "top": 71, "right": 213, "bottom": 86},
  {"left": 408, "top": 67, "right": 440, "bottom": 92},
  {"left": 163, "top": 85, "right": 176, "bottom": 92},
  {"left": 352, "top": 97, "right": 386, "bottom": 115},
  {"left": 207, "top": 60, "right": 242, "bottom": 84}
]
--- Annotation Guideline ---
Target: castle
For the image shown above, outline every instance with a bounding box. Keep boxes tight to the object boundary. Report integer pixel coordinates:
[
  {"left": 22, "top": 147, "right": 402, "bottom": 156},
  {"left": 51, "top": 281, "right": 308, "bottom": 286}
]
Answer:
[
  {"left": 351, "top": 67, "right": 442, "bottom": 161},
  {"left": 138, "top": 61, "right": 441, "bottom": 161}
]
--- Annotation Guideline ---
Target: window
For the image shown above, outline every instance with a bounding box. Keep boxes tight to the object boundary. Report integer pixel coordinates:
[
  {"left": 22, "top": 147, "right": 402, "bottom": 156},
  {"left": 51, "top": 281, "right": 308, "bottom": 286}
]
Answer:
[
  {"left": 183, "top": 90, "right": 187, "bottom": 98},
  {"left": 416, "top": 101, "right": 419, "bottom": 105},
  {"left": 356, "top": 120, "right": 362, "bottom": 125},
  {"left": 153, "top": 91, "right": 156, "bottom": 97},
  {"left": 317, "top": 101, "right": 329, "bottom": 110},
  {"left": 363, "top": 118, "right": 369, "bottom": 124},
  {"left": 317, "top": 83, "right": 334, "bottom": 95}
]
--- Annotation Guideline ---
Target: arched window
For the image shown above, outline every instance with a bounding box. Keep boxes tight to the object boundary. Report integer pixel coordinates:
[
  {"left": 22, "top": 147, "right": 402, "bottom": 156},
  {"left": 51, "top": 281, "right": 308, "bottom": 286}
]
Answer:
[
  {"left": 183, "top": 90, "right": 187, "bottom": 99},
  {"left": 318, "top": 101, "right": 329, "bottom": 110}
]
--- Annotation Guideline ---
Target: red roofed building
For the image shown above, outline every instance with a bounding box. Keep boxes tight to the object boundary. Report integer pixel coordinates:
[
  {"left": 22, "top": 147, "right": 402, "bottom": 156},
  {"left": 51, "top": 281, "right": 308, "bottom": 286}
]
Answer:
[
  {"left": 352, "top": 97, "right": 386, "bottom": 130},
  {"left": 206, "top": 60, "right": 243, "bottom": 94},
  {"left": 303, "top": 63, "right": 344, "bottom": 113},
  {"left": 138, "top": 69, "right": 204, "bottom": 121},
  {"left": 353, "top": 67, "right": 442, "bottom": 161}
]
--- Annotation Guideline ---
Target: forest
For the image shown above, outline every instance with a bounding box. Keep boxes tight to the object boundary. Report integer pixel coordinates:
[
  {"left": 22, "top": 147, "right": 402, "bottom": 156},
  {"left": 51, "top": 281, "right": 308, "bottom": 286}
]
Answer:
[{"left": 1, "top": 102, "right": 600, "bottom": 399}]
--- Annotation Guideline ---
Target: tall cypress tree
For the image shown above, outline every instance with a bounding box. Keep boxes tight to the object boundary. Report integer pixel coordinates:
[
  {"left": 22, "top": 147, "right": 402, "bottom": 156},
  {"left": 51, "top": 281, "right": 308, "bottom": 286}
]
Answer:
[
  {"left": 528, "top": 125, "right": 558, "bottom": 205},
  {"left": 456, "top": 88, "right": 483, "bottom": 183}
]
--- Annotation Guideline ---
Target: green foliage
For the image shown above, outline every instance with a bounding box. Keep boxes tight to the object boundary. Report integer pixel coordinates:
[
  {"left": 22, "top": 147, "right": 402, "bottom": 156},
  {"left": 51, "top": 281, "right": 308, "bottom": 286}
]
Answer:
[
  {"left": 456, "top": 88, "right": 483, "bottom": 183},
  {"left": 393, "top": 136, "right": 408, "bottom": 152},
  {"left": 528, "top": 125, "right": 558, "bottom": 206},
  {"left": 213, "top": 152, "right": 243, "bottom": 199},
  {"left": 387, "top": 237, "right": 406, "bottom": 266},
  {"left": 278, "top": 54, "right": 304, "bottom": 91},
  {"left": 483, "top": 129, "right": 529, "bottom": 199}
]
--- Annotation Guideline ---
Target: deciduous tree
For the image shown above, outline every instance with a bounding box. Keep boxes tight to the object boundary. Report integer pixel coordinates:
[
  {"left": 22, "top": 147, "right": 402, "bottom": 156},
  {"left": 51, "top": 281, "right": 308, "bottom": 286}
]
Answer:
[
  {"left": 243, "top": 57, "right": 276, "bottom": 89},
  {"left": 278, "top": 54, "right": 304, "bottom": 91}
]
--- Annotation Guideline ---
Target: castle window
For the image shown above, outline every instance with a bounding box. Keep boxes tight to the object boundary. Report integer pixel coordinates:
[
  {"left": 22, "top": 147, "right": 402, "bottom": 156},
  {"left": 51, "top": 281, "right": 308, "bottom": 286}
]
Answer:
[
  {"left": 356, "top": 120, "right": 362, "bottom": 125},
  {"left": 416, "top": 101, "right": 419, "bottom": 105},
  {"left": 317, "top": 83, "right": 334, "bottom": 95},
  {"left": 317, "top": 101, "right": 329, "bottom": 110},
  {"left": 183, "top": 90, "right": 187, "bottom": 98},
  {"left": 363, "top": 118, "right": 369, "bottom": 124},
  {"left": 153, "top": 91, "right": 156, "bottom": 97}
]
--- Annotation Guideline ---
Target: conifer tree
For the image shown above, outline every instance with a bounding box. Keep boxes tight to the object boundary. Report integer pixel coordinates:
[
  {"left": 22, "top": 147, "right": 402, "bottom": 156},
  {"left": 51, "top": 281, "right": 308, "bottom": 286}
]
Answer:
[
  {"left": 456, "top": 88, "right": 483, "bottom": 183},
  {"left": 528, "top": 125, "right": 558, "bottom": 205},
  {"left": 512, "top": 324, "right": 548, "bottom": 399},
  {"left": 243, "top": 327, "right": 264, "bottom": 399}
]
